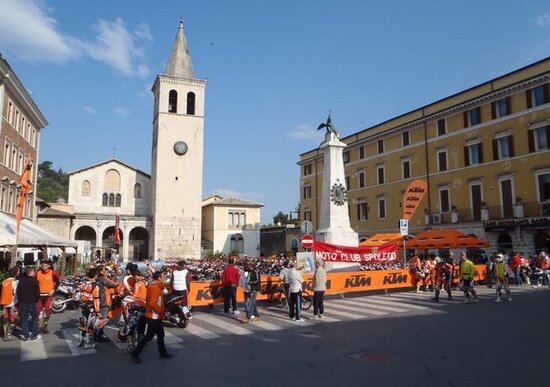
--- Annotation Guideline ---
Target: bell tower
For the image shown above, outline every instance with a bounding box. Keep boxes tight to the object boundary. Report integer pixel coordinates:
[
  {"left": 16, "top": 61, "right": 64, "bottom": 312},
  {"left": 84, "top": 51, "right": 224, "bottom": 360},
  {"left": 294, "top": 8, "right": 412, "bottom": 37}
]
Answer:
[{"left": 150, "top": 21, "right": 207, "bottom": 258}]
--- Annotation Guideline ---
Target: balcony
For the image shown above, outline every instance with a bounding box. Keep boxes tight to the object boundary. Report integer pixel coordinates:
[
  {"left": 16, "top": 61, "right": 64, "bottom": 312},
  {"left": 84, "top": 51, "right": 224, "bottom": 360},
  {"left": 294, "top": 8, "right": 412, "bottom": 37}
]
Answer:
[{"left": 426, "top": 201, "right": 550, "bottom": 225}]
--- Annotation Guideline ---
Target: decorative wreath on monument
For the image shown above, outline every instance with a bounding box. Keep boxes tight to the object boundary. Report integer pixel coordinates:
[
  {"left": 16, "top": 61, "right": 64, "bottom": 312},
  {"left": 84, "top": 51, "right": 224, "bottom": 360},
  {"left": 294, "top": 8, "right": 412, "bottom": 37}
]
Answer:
[{"left": 330, "top": 180, "right": 348, "bottom": 206}]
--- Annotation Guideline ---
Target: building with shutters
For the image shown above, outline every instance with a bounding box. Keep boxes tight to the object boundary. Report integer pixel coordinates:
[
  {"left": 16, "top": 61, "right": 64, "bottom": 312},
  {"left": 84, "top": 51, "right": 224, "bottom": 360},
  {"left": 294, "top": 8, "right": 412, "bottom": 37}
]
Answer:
[{"left": 298, "top": 57, "right": 550, "bottom": 256}]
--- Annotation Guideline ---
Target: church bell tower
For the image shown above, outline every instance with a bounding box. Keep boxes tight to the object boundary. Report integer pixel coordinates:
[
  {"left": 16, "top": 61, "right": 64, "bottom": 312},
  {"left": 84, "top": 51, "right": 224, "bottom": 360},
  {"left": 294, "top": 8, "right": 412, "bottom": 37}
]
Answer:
[{"left": 150, "top": 21, "right": 206, "bottom": 258}]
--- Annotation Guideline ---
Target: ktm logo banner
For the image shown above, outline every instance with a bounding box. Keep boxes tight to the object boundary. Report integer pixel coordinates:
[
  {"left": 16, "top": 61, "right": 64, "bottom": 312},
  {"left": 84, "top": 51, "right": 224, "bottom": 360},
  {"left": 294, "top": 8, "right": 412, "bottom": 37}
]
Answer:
[
  {"left": 313, "top": 240, "right": 398, "bottom": 263},
  {"left": 402, "top": 179, "right": 428, "bottom": 220},
  {"left": 187, "top": 265, "right": 487, "bottom": 306}
]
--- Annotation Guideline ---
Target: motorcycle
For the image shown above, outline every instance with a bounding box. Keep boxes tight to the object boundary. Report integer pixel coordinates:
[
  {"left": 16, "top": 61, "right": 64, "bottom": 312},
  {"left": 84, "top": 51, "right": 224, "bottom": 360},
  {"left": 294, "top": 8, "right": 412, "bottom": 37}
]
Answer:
[
  {"left": 52, "top": 279, "right": 82, "bottom": 313},
  {"left": 164, "top": 294, "right": 192, "bottom": 328}
]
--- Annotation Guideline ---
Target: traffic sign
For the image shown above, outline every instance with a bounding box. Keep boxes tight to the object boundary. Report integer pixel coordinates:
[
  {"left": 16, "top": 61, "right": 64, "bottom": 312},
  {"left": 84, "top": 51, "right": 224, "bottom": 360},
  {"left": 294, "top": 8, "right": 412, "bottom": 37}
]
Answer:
[
  {"left": 301, "top": 234, "right": 314, "bottom": 249},
  {"left": 300, "top": 220, "right": 313, "bottom": 234},
  {"left": 399, "top": 219, "right": 409, "bottom": 236}
]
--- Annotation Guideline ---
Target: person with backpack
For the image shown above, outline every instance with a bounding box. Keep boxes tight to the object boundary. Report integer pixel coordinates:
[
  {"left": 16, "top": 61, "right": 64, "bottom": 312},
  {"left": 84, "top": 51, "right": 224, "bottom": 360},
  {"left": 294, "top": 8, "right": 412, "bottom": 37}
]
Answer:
[
  {"left": 247, "top": 263, "right": 261, "bottom": 321},
  {"left": 1, "top": 266, "right": 20, "bottom": 341}
]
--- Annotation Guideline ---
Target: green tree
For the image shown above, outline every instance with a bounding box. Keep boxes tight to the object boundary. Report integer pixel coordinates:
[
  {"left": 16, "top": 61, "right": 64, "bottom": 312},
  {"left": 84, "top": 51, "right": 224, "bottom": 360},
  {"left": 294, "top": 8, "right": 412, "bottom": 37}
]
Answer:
[
  {"left": 37, "top": 161, "right": 69, "bottom": 202},
  {"left": 273, "top": 211, "right": 291, "bottom": 225}
]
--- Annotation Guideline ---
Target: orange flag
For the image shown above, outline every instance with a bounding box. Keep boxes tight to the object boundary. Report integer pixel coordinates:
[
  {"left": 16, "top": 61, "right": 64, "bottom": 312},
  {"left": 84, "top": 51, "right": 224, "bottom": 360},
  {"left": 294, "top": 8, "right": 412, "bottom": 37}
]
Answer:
[
  {"left": 402, "top": 179, "right": 428, "bottom": 221},
  {"left": 16, "top": 159, "right": 33, "bottom": 239}
]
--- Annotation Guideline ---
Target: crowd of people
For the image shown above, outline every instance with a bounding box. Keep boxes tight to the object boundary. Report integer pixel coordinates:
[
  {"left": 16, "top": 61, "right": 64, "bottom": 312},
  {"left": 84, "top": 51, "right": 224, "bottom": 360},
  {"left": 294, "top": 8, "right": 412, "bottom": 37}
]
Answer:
[{"left": 408, "top": 249, "right": 550, "bottom": 303}]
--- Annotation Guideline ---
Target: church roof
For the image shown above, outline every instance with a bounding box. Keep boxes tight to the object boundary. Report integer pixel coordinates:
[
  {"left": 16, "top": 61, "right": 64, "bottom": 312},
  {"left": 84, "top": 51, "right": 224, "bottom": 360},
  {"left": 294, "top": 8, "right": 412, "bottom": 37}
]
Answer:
[
  {"left": 68, "top": 158, "right": 151, "bottom": 178},
  {"left": 164, "top": 21, "right": 194, "bottom": 78},
  {"left": 202, "top": 195, "right": 263, "bottom": 208}
]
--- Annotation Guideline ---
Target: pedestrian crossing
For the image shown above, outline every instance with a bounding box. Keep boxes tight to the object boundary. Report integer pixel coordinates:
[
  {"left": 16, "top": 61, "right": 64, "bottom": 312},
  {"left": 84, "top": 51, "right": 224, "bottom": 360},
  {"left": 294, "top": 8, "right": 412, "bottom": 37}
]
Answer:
[{"left": 5, "top": 285, "right": 544, "bottom": 362}]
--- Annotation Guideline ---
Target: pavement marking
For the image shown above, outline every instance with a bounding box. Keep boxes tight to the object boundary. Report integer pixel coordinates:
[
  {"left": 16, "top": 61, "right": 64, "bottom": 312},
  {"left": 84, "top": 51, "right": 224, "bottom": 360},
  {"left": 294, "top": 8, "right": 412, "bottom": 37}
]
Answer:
[
  {"left": 164, "top": 330, "right": 184, "bottom": 344},
  {"left": 365, "top": 296, "right": 429, "bottom": 310},
  {"left": 104, "top": 326, "right": 128, "bottom": 351},
  {"left": 61, "top": 328, "right": 97, "bottom": 356},
  {"left": 319, "top": 304, "right": 367, "bottom": 319},
  {"left": 192, "top": 314, "right": 254, "bottom": 336},
  {"left": 259, "top": 308, "right": 314, "bottom": 326},
  {"left": 326, "top": 300, "right": 388, "bottom": 316},
  {"left": 386, "top": 293, "right": 449, "bottom": 306},
  {"left": 337, "top": 298, "right": 409, "bottom": 313},
  {"left": 20, "top": 338, "right": 48, "bottom": 362},
  {"left": 183, "top": 323, "right": 220, "bottom": 340},
  {"left": 246, "top": 318, "right": 282, "bottom": 331}
]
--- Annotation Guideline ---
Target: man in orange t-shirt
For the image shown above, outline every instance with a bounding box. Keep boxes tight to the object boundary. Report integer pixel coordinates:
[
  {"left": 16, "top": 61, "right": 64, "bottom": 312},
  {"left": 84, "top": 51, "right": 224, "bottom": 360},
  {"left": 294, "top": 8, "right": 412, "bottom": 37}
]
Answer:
[{"left": 35, "top": 260, "right": 59, "bottom": 334}]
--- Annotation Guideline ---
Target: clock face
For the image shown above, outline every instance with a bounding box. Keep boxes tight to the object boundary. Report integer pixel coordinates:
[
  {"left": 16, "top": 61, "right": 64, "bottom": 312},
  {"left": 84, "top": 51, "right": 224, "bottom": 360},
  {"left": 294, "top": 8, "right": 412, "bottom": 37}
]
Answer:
[
  {"left": 173, "top": 141, "right": 188, "bottom": 156},
  {"left": 330, "top": 181, "right": 347, "bottom": 206}
]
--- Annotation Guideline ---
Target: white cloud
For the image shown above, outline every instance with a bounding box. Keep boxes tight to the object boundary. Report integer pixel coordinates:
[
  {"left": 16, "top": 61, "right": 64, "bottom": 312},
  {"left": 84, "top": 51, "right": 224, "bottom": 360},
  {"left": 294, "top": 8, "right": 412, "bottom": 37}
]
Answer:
[
  {"left": 0, "top": 0, "right": 150, "bottom": 77},
  {"left": 83, "top": 106, "right": 96, "bottom": 114},
  {"left": 536, "top": 12, "right": 550, "bottom": 26},
  {"left": 288, "top": 124, "right": 325, "bottom": 141},
  {"left": 113, "top": 105, "right": 130, "bottom": 117}
]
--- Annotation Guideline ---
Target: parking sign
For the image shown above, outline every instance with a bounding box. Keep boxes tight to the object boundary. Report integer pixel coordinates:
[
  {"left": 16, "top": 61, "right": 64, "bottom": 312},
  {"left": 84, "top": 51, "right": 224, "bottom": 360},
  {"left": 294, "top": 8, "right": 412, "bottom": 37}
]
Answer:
[{"left": 399, "top": 219, "right": 408, "bottom": 236}]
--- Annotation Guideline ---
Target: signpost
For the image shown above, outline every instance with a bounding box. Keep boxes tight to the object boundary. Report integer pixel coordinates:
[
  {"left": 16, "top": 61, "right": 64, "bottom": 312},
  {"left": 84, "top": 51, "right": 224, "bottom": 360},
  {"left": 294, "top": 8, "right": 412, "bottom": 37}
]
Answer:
[
  {"left": 399, "top": 219, "right": 408, "bottom": 265},
  {"left": 301, "top": 234, "right": 314, "bottom": 250},
  {"left": 300, "top": 220, "right": 313, "bottom": 234}
]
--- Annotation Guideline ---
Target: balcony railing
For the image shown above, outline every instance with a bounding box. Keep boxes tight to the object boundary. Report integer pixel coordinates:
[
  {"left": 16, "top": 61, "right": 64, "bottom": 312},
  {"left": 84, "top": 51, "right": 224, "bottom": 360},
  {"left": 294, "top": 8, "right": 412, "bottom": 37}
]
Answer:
[{"left": 427, "top": 201, "right": 550, "bottom": 225}]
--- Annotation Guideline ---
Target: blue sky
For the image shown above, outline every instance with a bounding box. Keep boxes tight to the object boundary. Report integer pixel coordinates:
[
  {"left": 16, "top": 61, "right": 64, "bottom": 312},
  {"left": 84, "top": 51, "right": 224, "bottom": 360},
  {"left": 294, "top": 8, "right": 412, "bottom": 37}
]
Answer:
[{"left": 1, "top": 0, "right": 549, "bottom": 224}]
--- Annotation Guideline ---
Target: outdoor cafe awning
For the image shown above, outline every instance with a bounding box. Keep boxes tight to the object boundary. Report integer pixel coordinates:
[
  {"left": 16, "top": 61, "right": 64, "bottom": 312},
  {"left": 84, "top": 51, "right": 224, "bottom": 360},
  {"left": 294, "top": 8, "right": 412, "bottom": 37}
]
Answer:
[
  {"left": 0, "top": 212, "right": 77, "bottom": 248},
  {"left": 406, "top": 229, "right": 489, "bottom": 249},
  {"left": 359, "top": 233, "right": 403, "bottom": 247}
]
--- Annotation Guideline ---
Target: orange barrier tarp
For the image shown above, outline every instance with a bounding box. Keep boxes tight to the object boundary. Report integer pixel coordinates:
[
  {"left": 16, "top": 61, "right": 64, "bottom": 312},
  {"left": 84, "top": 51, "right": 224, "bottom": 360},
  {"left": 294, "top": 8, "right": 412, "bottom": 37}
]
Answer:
[
  {"left": 188, "top": 264, "right": 487, "bottom": 306},
  {"left": 359, "top": 233, "right": 403, "bottom": 247},
  {"left": 406, "top": 229, "right": 489, "bottom": 249}
]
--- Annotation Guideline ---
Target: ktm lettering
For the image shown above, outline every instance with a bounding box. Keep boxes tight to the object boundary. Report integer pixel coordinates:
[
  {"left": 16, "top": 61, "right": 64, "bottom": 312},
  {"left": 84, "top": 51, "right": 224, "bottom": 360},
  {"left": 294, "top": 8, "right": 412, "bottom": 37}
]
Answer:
[
  {"left": 383, "top": 273, "right": 408, "bottom": 285},
  {"left": 344, "top": 275, "right": 372, "bottom": 288},
  {"left": 195, "top": 286, "right": 223, "bottom": 301},
  {"left": 408, "top": 187, "right": 425, "bottom": 193}
]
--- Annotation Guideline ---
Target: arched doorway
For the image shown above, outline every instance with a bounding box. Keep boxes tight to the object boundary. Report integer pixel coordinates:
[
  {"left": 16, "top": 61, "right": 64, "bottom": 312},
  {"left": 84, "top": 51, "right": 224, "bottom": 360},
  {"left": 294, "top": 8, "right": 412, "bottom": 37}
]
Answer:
[
  {"left": 497, "top": 233, "right": 513, "bottom": 254},
  {"left": 129, "top": 227, "right": 149, "bottom": 261},
  {"left": 230, "top": 234, "right": 244, "bottom": 254},
  {"left": 74, "top": 226, "right": 96, "bottom": 248},
  {"left": 534, "top": 230, "right": 550, "bottom": 253},
  {"left": 102, "top": 226, "right": 124, "bottom": 260}
]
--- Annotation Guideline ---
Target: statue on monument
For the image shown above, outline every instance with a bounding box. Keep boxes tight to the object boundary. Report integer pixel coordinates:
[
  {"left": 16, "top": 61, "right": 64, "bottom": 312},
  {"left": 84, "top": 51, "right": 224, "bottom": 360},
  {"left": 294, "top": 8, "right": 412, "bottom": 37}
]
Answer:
[{"left": 317, "top": 112, "right": 340, "bottom": 138}]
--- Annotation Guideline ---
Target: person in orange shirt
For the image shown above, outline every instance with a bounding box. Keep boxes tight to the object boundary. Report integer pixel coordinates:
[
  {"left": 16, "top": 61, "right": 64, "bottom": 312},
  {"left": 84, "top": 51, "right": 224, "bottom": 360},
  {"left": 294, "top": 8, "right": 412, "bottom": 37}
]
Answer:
[
  {"left": 1, "top": 266, "right": 20, "bottom": 340},
  {"left": 122, "top": 267, "right": 148, "bottom": 352},
  {"left": 130, "top": 271, "right": 173, "bottom": 363},
  {"left": 35, "top": 260, "right": 60, "bottom": 334}
]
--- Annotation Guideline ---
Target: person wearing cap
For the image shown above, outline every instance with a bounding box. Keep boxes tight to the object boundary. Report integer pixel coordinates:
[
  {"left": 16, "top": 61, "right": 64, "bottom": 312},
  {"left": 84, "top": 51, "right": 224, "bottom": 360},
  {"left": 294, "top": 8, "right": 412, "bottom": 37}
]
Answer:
[
  {"left": 432, "top": 257, "right": 453, "bottom": 302},
  {"left": 494, "top": 254, "right": 512, "bottom": 303},
  {"left": 312, "top": 260, "right": 326, "bottom": 318},
  {"left": 459, "top": 252, "right": 478, "bottom": 303}
]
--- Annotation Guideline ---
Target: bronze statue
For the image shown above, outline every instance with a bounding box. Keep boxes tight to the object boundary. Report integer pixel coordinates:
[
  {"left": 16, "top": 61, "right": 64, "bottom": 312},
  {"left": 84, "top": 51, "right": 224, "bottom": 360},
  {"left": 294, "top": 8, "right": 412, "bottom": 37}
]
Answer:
[{"left": 317, "top": 112, "right": 339, "bottom": 138}]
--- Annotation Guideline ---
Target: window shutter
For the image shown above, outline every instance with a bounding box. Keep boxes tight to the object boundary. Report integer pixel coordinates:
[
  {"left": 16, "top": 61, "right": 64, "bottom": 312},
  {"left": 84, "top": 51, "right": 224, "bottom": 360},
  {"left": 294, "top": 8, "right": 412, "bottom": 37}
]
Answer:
[
  {"left": 546, "top": 126, "right": 550, "bottom": 149},
  {"left": 463, "top": 111, "right": 468, "bottom": 128},
  {"left": 508, "top": 135, "right": 514, "bottom": 157},
  {"left": 491, "top": 102, "right": 496, "bottom": 120},
  {"left": 526, "top": 90, "right": 532, "bottom": 109},
  {"left": 479, "top": 144, "right": 484, "bottom": 163},
  {"left": 464, "top": 146, "right": 470, "bottom": 167},
  {"left": 544, "top": 84, "right": 550, "bottom": 104},
  {"left": 506, "top": 96, "right": 511, "bottom": 115},
  {"left": 492, "top": 139, "right": 499, "bottom": 160},
  {"left": 477, "top": 107, "right": 482, "bottom": 123},
  {"left": 528, "top": 130, "right": 535, "bottom": 153}
]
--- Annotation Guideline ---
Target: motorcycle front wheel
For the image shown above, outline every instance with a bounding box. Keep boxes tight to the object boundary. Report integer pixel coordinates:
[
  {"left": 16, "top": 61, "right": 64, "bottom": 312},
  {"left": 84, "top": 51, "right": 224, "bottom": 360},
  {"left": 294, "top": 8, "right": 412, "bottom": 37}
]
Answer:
[
  {"left": 52, "top": 295, "right": 68, "bottom": 313},
  {"left": 175, "top": 309, "right": 190, "bottom": 329}
]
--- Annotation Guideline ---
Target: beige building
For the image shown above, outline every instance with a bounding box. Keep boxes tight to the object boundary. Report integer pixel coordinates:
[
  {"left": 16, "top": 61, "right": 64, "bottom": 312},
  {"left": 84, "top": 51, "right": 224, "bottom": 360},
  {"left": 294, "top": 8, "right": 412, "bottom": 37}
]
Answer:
[
  {"left": 201, "top": 195, "right": 262, "bottom": 257},
  {"left": 299, "top": 57, "right": 550, "bottom": 256},
  {"left": 0, "top": 54, "right": 47, "bottom": 222}
]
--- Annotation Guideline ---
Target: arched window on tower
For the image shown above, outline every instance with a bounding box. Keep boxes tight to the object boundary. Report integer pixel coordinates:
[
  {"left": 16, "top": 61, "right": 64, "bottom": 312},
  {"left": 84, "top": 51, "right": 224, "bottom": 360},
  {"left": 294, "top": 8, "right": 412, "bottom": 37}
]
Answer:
[
  {"left": 102, "top": 193, "right": 108, "bottom": 206},
  {"left": 109, "top": 193, "right": 115, "bottom": 207},
  {"left": 81, "top": 180, "right": 90, "bottom": 196},
  {"left": 115, "top": 193, "right": 121, "bottom": 207},
  {"left": 168, "top": 90, "right": 178, "bottom": 113},
  {"left": 134, "top": 183, "right": 142, "bottom": 198},
  {"left": 186, "top": 92, "right": 195, "bottom": 115}
]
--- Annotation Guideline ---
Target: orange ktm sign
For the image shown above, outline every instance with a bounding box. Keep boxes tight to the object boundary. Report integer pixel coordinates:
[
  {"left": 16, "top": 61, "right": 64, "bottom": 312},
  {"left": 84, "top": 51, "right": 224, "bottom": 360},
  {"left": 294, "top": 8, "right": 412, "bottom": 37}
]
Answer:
[{"left": 402, "top": 179, "right": 428, "bottom": 220}]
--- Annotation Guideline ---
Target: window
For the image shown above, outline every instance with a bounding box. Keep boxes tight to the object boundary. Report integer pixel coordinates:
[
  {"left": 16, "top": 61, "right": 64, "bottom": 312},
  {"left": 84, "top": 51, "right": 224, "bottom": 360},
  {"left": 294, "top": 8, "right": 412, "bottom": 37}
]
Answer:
[
  {"left": 105, "top": 169, "right": 121, "bottom": 191},
  {"left": 536, "top": 170, "right": 550, "bottom": 202},
  {"left": 464, "top": 107, "right": 481, "bottom": 127},
  {"left": 437, "top": 148, "right": 448, "bottom": 172},
  {"left": 357, "top": 200, "right": 368, "bottom": 221},
  {"left": 358, "top": 169, "right": 366, "bottom": 188},
  {"left": 345, "top": 176, "right": 350, "bottom": 190},
  {"left": 14, "top": 110, "right": 19, "bottom": 131},
  {"left": 240, "top": 213, "right": 246, "bottom": 226},
  {"left": 402, "top": 158, "right": 411, "bottom": 179},
  {"left": 359, "top": 146, "right": 366, "bottom": 159},
  {"left": 102, "top": 193, "right": 108, "bottom": 206},
  {"left": 108, "top": 193, "right": 115, "bottom": 207},
  {"left": 499, "top": 177, "right": 514, "bottom": 218},
  {"left": 377, "top": 139, "right": 384, "bottom": 154},
  {"left": 11, "top": 147, "right": 17, "bottom": 170},
  {"left": 230, "top": 234, "right": 244, "bottom": 253},
  {"left": 528, "top": 124, "right": 550, "bottom": 152},
  {"left": 492, "top": 134, "right": 514, "bottom": 160},
  {"left": 527, "top": 84, "right": 549, "bottom": 108},
  {"left": 81, "top": 180, "right": 91, "bottom": 196},
  {"left": 464, "top": 141, "right": 483, "bottom": 166},
  {"left": 470, "top": 182, "right": 483, "bottom": 221},
  {"left": 115, "top": 194, "right": 121, "bottom": 207},
  {"left": 304, "top": 210, "right": 312, "bottom": 221},
  {"left": 377, "top": 165, "right": 385, "bottom": 184},
  {"left": 134, "top": 183, "right": 142, "bottom": 198},
  {"left": 492, "top": 97, "right": 510, "bottom": 119},
  {"left": 303, "top": 164, "right": 312, "bottom": 176},
  {"left": 6, "top": 101, "right": 12, "bottom": 122},
  {"left": 168, "top": 90, "right": 178, "bottom": 113},
  {"left": 186, "top": 92, "right": 196, "bottom": 115},
  {"left": 303, "top": 185, "right": 311, "bottom": 199},
  {"left": 228, "top": 212, "right": 234, "bottom": 226},
  {"left": 402, "top": 131, "right": 410, "bottom": 146},
  {"left": 439, "top": 187, "right": 450, "bottom": 213},
  {"left": 437, "top": 119, "right": 446, "bottom": 136},
  {"left": 32, "top": 129, "right": 36, "bottom": 147},
  {"left": 343, "top": 151, "right": 350, "bottom": 164},
  {"left": 3, "top": 140, "right": 10, "bottom": 166},
  {"left": 377, "top": 196, "right": 386, "bottom": 219}
]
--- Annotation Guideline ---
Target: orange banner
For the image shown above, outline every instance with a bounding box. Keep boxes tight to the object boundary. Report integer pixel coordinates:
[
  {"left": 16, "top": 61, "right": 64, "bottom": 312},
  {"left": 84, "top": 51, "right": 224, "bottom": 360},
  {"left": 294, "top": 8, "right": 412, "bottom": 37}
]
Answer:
[
  {"left": 188, "top": 265, "right": 487, "bottom": 306},
  {"left": 402, "top": 179, "right": 428, "bottom": 220}
]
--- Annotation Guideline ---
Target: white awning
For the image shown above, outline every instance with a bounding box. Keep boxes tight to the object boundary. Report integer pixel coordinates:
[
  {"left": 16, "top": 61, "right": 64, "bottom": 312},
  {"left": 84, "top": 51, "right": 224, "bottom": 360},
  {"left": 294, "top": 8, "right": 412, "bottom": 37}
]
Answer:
[{"left": 0, "top": 212, "right": 77, "bottom": 247}]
